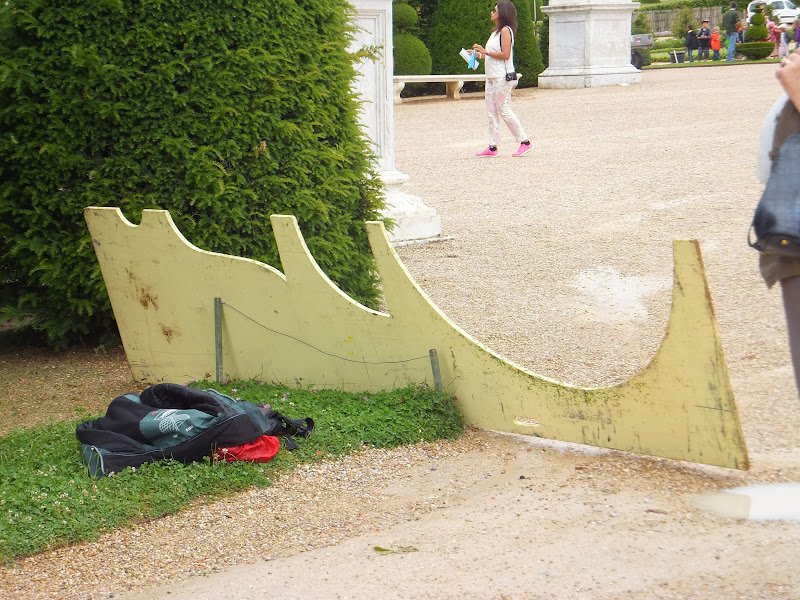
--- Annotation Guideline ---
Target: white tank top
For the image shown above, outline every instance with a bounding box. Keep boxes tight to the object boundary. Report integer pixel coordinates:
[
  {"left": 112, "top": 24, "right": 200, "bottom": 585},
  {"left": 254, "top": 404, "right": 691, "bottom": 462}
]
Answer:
[{"left": 485, "top": 26, "right": 514, "bottom": 79}]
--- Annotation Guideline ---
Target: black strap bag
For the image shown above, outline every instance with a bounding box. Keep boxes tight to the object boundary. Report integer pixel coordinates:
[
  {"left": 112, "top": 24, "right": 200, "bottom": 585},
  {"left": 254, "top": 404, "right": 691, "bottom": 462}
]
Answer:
[{"left": 749, "top": 133, "right": 800, "bottom": 258}]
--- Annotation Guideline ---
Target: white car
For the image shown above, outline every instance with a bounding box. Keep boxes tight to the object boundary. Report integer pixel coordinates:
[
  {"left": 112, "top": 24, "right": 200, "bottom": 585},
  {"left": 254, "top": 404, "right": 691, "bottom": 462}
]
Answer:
[{"left": 747, "top": 0, "right": 800, "bottom": 24}]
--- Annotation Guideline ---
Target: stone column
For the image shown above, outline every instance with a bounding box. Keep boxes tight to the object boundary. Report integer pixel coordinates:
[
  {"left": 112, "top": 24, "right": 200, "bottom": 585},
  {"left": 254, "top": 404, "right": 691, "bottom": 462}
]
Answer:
[
  {"left": 350, "top": 0, "right": 442, "bottom": 242},
  {"left": 538, "top": 0, "right": 641, "bottom": 88}
]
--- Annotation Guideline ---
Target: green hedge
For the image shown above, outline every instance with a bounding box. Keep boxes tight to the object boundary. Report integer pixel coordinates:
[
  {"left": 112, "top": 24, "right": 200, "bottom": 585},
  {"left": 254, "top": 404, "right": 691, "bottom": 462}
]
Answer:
[
  {"left": 637, "top": 0, "right": 731, "bottom": 11},
  {"left": 0, "top": 0, "right": 386, "bottom": 347},
  {"left": 394, "top": 33, "right": 433, "bottom": 75},
  {"left": 653, "top": 38, "right": 689, "bottom": 49},
  {"left": 737, "top": 41, "right": 776, "bottom": 58},
  {"left": 394, "top": 2, "right": 420, "bottom": 32}
]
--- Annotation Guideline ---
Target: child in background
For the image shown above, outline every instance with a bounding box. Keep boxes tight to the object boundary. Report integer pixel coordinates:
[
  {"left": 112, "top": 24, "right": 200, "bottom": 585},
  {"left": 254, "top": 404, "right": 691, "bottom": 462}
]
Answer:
[
  {"left": 793, "top": 18, "right": 800, "bottom": 50},
  {"left": 711, "top": 26, "right": 722, "bottom": 61},
  {"left": 780, "top": 25, "right": 791, "bottom": 58},
  {"left": 685, "top": 25, "right": 699, "bottom": 62},
  {"left": 770, "top": 20, "right": 781, "bottom": 57}
]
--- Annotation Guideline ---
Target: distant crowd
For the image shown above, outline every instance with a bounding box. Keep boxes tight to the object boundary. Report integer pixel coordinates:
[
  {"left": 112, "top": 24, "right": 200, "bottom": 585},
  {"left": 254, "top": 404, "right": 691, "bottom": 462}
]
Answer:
[{"left": 683, "top": 2, "right": 799, "bottom": 62}]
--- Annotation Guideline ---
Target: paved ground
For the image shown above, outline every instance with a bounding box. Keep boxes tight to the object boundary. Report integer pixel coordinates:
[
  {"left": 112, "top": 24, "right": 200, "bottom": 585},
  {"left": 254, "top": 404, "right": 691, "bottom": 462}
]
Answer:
[{"left": 4, "top": 64, "right": 799, "bottom": 600}]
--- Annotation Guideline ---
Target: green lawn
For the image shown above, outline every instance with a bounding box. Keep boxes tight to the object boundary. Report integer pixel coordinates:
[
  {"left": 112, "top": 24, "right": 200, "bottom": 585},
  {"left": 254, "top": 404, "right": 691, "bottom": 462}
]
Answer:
[{"left": 0, "top": 381, "right": 463, "bottom": 563}]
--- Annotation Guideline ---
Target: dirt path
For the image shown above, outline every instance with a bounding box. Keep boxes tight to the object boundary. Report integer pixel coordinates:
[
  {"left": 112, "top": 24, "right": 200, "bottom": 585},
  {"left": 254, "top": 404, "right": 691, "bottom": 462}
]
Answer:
[
  {"left": 118, "top": 432, "right": 798, "bottom": 600},
  {"left": 2, "top": 65, "right": 800, "bottom": 599}
]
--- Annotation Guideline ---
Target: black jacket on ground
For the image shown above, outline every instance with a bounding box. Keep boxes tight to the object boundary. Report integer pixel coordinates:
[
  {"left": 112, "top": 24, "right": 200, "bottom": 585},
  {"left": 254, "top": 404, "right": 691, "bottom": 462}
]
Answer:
[{"left": 76, "top": 384, "right": 312, "bottom": 477}]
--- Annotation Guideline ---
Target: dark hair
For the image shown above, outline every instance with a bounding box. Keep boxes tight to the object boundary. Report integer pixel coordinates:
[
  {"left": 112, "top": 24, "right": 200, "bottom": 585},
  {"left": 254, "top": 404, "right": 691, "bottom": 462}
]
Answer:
[
  {"left": 494, "top": 0, "right": 518, "bottom": 36},
  {"left": 730, "top": 1, "right": 736, "bottom": 7}
]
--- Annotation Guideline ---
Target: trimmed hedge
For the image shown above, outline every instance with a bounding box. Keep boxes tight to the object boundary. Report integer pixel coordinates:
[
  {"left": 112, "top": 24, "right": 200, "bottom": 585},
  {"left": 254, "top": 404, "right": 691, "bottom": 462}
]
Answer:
[
  {"left": 394, "top": 33, "right": 433, "bottom": 75},
  {"left": 653, "top": 38, "right": 689, "bottom": 49},
  {"left": 0, "top": 0, "right": 386, "bottom": 347},
  {"left": 393, "top": 2, "right": 419, "bottom": 32},
  {"left": 737, "top": 41, "right": 776, "bottom": 58},
  {"left": 638, "top": 0, "right": 731, "bottom": 11},
  {"left": 746, "top": 7, "right": 769, "bottom": 40}
]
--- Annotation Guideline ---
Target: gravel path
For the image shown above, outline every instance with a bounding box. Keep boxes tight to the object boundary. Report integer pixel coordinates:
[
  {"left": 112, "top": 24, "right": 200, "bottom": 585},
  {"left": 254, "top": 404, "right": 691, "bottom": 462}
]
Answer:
[{"left": 2, "top": 65, "right": 800, "bottom": 600}]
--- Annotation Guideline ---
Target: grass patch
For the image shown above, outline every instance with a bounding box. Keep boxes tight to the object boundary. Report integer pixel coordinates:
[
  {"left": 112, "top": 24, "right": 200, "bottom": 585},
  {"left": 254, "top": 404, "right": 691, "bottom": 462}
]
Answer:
[{"left": 0, "top": 381, "right": 463, "bottom": 563}]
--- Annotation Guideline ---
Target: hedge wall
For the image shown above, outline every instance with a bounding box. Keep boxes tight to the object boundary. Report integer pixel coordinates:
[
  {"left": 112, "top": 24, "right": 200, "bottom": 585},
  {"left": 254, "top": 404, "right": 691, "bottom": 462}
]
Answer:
[
  {"left": 637, "top": 0, "right": 731, "bottom": 11},
  {"left": 0, "top": 0, "right": 386, "bottom": 346}
]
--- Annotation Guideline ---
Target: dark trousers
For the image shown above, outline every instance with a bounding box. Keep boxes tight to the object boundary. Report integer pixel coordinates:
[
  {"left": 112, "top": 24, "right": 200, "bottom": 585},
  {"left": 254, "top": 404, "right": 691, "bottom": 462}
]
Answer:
[{"left": 698, "top": 46, "right": 710, "bottom": 60}]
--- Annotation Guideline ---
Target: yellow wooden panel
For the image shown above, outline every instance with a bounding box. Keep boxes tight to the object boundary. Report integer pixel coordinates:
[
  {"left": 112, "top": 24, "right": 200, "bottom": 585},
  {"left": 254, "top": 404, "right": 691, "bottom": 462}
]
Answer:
[{"left": 84, "top": 208, "right": 748, "bottom": 469}]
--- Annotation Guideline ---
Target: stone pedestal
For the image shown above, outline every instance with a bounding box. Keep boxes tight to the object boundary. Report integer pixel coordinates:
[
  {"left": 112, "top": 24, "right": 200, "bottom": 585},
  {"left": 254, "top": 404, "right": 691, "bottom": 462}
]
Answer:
[
  {"left": 381, "top": 170, "right": 442, "bottom": 242},
  {"left": 350, "top": 0, "right": 442, "bottom": 242},
  {"left": 539, "top": 0, "right": 641, "bottom": 89}
]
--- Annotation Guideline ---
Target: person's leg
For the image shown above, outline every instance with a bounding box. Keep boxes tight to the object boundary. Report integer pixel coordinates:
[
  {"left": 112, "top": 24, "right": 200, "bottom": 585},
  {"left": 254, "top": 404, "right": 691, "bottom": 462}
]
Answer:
[
  {"left": 497, "top": 79, "right": 528, "bottom": 144},
  {"left": 485, "top": 78, "right": 503, "bottom": 148},
  {"left": 781, "top": 275, "right": 800, "bottom": 398},
  {"left": 727, "top": 34, "right": 736, "bottom": 61}
]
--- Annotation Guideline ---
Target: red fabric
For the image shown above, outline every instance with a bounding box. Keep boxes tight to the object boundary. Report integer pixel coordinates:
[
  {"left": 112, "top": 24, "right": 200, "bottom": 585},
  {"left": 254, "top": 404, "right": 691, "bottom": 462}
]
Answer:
[{"left": 211, "top": 435, "right": 280, "bottom": 463}]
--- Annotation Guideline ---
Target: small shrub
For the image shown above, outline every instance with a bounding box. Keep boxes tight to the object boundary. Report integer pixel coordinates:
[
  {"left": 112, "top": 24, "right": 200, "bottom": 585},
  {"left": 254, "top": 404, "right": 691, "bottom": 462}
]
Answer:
[
  {"left": 736, "top": 40, "right": 776, "bottom": 57},
  {"left": 747, "top": 7, "right": 770, "bottom": 39},
  {"left": 393, "top": 33, "right": 433, "bottom": 75},
  {"left": 393, "top": 2, "right": 419, "bottom": 32}
]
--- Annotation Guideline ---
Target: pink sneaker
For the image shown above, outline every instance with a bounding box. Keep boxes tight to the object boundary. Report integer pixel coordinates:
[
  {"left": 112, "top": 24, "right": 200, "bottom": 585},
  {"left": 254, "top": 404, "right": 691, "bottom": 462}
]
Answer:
[
  {"left": 475, "top": 146, "right": 499, "bottom": 158},
  {"left": 512, "top": 141, "right": 534, "bottom": 157}
]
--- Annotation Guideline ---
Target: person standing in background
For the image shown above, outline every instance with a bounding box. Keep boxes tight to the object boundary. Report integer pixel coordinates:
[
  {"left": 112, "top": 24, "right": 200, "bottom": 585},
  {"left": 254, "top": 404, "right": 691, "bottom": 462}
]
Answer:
[
  {"left": 779, "top": 24, "right": 790, "bottom": 59},
  {"left": 722, "top": 1, "right": 741, "bottom": 62},
  {"left": 769, "top": 19, "right": 781, "bottom": 57},
  {"left": 697, "top": 20, "right": 711, "bottom": 61}
]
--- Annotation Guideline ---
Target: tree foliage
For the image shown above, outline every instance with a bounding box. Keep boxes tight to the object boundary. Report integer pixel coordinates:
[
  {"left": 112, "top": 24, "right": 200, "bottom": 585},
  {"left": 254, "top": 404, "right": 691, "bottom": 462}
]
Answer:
[
  {"left": 671, "top": 7, "right": 697, "bottom": 39},
  {"left": 632, "top": 13, "right": 655, "bottom": 35},
  {"left": 512, "top": 0, "right": 544, "bottom": 88},
  {"left": 0, "top": 0, "right": 386, "bottom": 347}
]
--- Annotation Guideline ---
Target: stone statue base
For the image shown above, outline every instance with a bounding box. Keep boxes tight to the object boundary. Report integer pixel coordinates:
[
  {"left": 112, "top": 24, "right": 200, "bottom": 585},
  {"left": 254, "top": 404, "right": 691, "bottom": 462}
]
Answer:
[
  {"left": 380, "top": 170, "right": 442, "bottom": 243},
  {"left": 539, "top": 1, "right": 641, "bottom": 89},
  {"left": 538, "top": 65, "right": 641, "bottom": 89}
]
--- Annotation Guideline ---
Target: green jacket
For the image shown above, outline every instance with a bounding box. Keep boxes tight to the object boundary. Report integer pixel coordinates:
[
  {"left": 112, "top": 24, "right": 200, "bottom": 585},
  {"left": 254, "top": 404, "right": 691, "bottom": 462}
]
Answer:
[{"left": 722, "top": 8, "right": 740, "bottom": 34}]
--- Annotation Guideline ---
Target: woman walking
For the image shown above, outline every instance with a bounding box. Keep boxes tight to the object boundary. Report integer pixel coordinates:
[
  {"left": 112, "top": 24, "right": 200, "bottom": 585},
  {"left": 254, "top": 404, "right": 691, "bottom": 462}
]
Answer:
[{"left": 470, "top": 1, "right": 533, "bottom": 158}]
